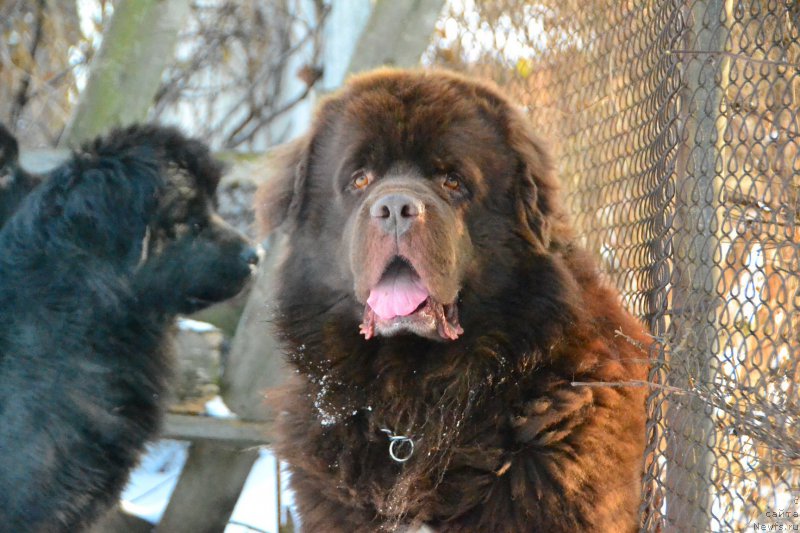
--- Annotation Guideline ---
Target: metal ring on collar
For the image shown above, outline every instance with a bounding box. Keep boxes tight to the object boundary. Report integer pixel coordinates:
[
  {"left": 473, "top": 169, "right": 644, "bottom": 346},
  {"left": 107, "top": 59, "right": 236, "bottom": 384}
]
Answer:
[
  {"left": 380, "top": 428, "right": 416, "bottom": 463},
  {"left": 388, "top": 436, "right": 414, "bottom": 463}
]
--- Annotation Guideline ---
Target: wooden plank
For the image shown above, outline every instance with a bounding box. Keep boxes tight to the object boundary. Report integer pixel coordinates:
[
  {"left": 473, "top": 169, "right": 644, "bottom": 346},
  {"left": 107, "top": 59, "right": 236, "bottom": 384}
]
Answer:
[
  {"left": 19, "top": 148, "right": 68, "bottom": 173},
  {"left": 156, "top": 442, "right": 259, "bottom": 533},
  {"left": 221, "top": 235, "right": 292, "bottom": 422},
  {"left": 161, "top": 414, "right": 272, "bottom": 446},
  {"left": 89, "top": 505, "right": 154, "bottom": 533}
]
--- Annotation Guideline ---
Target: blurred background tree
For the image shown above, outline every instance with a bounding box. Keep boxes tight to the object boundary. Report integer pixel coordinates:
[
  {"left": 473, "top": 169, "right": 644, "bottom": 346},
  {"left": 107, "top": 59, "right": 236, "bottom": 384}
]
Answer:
[
  {"left": 1, "top": 0, "right": 85, "bottom": 146},
  {"left": 0, "top": 0, "right": 328, "bottom": 151}
]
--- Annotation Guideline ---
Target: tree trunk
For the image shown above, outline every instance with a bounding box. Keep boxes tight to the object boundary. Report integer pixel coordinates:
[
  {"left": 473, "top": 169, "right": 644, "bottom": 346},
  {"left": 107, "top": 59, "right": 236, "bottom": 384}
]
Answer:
[
  {"left": 59, "top": 0, "right": 190, "bottom": 146},
  {"left": 346, "top": 0, "right": 446, "bottom": 73}
]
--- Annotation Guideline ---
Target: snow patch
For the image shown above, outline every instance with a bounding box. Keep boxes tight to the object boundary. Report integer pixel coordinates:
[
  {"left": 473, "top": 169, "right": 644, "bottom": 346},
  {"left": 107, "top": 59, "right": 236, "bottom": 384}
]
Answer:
[
  {"left": 205, "top": 395, "right": 236, "bottom": 419},
  {"left": 177, "top": 317, "right": 219, "bottom": 333}
]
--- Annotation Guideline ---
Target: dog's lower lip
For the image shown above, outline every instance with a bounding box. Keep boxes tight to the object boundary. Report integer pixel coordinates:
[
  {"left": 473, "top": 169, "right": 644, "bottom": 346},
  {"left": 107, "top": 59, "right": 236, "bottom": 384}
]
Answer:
[{"left": 359, "top": 298, "right": 463, "bottom": 341}]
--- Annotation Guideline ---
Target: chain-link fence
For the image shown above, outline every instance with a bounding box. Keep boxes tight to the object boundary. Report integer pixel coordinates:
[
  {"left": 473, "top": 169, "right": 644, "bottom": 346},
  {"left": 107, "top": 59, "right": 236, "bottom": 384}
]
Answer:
[{"left": 428, "top": 1, "right": 799, "bottom": 531}]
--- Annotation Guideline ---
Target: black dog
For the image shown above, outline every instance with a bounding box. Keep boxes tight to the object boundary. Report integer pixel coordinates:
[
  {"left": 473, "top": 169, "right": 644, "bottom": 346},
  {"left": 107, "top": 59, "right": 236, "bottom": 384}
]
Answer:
[
  {"left": 0, "top": 124, "right": 41, "bottom": 227},
  {"left": 0, "top": 125, "right": 258, "bottom": 531}
]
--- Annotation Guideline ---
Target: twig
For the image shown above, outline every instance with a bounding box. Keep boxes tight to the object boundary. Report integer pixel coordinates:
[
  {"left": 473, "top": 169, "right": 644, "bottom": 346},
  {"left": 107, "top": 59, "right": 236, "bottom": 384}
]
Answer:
[
  {"left": 227, "top": 82, "right": 315, "bottom": 147},
  {"left": 668, "top": 49, "right": 800, "bottom": 69},
  {"left": 25, "top": 60, "right": 86, "bottom": 100},
  {"left": 613, "top": 327, "right": 648, "bottom": 352},
  {"left": 571, "top": 379, "right": 688, "bottom": 394},
  {"left": 226, "top": 520, "right": 269, "bottom": 533},
  {"left": 9, "top": 0, "right": 45, "bottom": 125}
]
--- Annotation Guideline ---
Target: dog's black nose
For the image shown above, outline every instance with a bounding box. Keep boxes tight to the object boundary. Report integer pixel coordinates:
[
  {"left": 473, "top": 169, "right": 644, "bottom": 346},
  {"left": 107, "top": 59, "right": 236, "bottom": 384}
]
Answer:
[
  {"left": 370, "top": 193, "right": 424, "bottom": 237},
  {"left": 240, "top": 246, "right": 260, "bottom": 266}
]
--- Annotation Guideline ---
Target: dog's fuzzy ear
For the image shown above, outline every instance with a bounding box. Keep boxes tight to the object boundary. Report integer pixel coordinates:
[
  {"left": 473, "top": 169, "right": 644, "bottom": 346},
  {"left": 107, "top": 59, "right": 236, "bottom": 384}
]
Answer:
[
  {"left": 506, "top": 111, "right": 570, "bottom": 251},
  {"left": 0, "top": 124, "right": 44, "bottom": 228},
  {"left": 0, "top": 123, "right": 20, "bottom": 171},
  {"left": 255, "top": 135, "right": 311, "bottom": 237}
]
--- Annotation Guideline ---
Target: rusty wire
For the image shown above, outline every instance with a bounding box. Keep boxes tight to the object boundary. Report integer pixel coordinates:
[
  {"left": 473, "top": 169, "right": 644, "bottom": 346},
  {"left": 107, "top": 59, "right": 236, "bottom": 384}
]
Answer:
[{"left": 427, "top": 0, "right": 800, "bottom": 530}]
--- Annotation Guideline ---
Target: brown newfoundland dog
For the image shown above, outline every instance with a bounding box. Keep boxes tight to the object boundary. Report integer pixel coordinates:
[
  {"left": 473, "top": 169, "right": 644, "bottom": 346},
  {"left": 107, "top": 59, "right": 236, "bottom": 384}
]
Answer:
[{"left": 257, "top": 69, "right": 649, "bottom": 532}]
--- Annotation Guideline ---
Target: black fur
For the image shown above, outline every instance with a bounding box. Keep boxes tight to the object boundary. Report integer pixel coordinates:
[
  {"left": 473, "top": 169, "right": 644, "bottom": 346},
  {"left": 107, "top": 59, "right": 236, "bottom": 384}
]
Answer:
[
  {"left": 0, "top": 124, "right": 41, "bottom": 227},
  {"left": 0, "top": 125, "right": 257, "bottom": 531}
]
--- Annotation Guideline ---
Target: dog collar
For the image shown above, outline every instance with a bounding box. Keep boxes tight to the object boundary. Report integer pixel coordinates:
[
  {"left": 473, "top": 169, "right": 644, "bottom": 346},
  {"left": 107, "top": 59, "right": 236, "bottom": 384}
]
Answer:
[{"left": 380, "top": 428, "right": 416, "bottom": 463}]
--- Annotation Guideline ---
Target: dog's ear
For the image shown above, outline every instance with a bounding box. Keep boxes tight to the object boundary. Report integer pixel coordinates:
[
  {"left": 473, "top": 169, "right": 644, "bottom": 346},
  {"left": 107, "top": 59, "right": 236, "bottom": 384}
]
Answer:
[
  {"left": 0, "top": 124, "right": 44, "bottom": 228},
  {"left": 162, "top": 129, "right": 224, "bottom": 196},
  {"left": 0, "top": 123, "right": 20, "bottom": 171},
  {"left": 506, "top": 111, "right": 570, "bottom": 252},
  {"left": 255, "top": 135, "right": 310, "bottom": 237}
]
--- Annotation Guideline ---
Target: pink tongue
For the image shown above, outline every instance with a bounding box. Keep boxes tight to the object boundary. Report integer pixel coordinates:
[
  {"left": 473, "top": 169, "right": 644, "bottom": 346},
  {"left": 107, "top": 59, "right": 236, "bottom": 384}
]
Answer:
[{"left": 367, "top": 268, "right": 429, "bottom": 320}]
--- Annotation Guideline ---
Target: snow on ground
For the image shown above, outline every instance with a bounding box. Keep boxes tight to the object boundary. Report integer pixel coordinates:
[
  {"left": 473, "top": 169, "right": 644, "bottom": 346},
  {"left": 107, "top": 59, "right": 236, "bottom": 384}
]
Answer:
[
  {"left": 225, "top": 449, "right": 280, "bottom": 533},
  {"left": 120, "top": 440, "right": 189, "bottom": 523},
  {"left": 121, "top": 396, "right": 295, "bottom": 532},
  {"left": 204, "top": 395, "right": 236, "bottom": 419},
  {"left": 122, "top": 442, "right": 286, "bottom": 532}
]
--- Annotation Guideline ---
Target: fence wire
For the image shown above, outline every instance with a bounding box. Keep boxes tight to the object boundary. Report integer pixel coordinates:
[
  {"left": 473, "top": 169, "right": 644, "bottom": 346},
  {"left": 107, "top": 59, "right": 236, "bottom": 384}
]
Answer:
[{"left": 427, "top": 0, "right": 800, "bottom": 530}]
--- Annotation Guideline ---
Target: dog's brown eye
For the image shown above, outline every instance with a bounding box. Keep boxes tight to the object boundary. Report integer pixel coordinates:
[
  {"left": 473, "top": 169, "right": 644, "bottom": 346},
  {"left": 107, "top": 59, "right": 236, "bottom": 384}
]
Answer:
[
  {"left": 351, "top": 170, "right": 372, "bottom": 190},
  {"left": 442, "top": 173, "right": 461, "bottom": 191}
]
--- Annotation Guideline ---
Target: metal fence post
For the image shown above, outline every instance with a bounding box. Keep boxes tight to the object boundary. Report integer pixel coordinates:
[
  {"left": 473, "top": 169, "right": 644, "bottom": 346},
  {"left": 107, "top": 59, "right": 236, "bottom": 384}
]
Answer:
[{"left": 662, "top": 0, "right": 731, "bottom": 530}]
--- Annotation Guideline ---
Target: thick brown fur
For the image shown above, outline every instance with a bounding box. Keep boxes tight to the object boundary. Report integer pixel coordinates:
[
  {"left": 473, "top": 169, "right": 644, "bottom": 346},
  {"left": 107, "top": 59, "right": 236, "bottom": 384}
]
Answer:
[{"left": 257, "top": 69, "right": 649, "bottom": 532}]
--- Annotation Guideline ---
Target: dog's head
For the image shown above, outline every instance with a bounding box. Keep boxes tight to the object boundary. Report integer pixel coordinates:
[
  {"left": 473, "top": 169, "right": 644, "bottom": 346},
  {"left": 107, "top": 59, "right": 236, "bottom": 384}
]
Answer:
[
  {"left": 79, "top": 125, "right": 259, "bottom": 313},
  {"left": 257, "top": 69, "right": 570, "bottom": 341}
]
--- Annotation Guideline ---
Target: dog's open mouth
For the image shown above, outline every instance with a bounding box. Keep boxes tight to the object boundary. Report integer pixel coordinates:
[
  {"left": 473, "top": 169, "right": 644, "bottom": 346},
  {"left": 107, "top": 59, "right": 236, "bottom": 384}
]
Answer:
[{"left": 359, "top": 257, "right": 463, "bottom": 341}]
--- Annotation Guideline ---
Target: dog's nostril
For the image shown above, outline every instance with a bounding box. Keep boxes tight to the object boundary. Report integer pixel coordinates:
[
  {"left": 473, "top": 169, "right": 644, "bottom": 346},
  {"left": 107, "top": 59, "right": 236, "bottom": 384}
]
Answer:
[
  {"left": 400, "top": 203, "right": 419, "bottom": 218},
  {"left": 370, "top": 194, "right": 423, "bottom": 221},
  {"left": 240, "top": 247, "right": 260, "bottom": 266},
  {"left": 370, "top": 193, "right": 425, "bottom": 237}
]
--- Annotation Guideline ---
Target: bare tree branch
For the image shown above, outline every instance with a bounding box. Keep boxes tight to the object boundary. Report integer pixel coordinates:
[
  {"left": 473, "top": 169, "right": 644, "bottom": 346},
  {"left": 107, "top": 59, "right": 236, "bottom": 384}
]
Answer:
[{"left": 9, "top": 0, "right": 45, "bottom": 127}]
